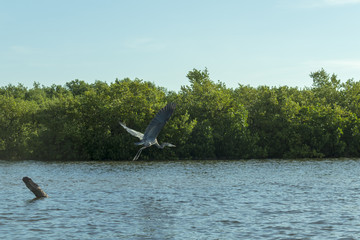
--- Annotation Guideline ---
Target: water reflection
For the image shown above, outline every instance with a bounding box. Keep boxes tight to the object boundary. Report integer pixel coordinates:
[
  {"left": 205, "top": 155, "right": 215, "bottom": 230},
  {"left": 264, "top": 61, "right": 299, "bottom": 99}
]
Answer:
[
  {"left": 133, "top": 195, "right": 176, "bottom": 238},
  {"left": 25, "top": 197, "right": 48, "bottom": 204}
]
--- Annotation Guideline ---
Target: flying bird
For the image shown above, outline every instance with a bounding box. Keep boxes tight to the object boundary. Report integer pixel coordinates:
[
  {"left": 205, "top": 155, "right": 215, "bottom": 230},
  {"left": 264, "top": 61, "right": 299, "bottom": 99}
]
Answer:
[{"left": 119, "top": 103, "right": 176, "bottom": 161}]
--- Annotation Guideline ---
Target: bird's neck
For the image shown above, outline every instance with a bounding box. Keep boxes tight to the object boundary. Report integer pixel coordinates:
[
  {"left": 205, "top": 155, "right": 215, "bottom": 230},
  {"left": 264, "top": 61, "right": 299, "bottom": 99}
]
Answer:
[{"left": 155, "top": 142, "right": 165, "bottom": 149}]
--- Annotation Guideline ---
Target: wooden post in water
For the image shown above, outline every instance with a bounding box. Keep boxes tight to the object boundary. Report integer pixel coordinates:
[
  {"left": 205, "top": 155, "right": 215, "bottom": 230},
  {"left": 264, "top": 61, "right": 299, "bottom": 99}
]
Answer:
[{"left": 22, "top": 177, "right": 49, "bottom": 198}]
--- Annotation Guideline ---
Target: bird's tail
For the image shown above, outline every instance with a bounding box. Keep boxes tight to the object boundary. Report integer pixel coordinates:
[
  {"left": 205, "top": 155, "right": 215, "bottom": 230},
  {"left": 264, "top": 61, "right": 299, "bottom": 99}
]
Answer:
[{"left": 134, "top": 141, "right": 144, "bottom": 146}]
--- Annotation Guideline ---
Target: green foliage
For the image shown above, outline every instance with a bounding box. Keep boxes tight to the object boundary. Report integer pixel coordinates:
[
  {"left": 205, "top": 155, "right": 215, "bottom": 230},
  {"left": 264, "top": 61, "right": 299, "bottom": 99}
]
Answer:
[
  {"left": 1, "top": 68, "right": 360, "bottom": 160},
  {"left": 0, "top": 95, "right": 38, "bottom": 159}
]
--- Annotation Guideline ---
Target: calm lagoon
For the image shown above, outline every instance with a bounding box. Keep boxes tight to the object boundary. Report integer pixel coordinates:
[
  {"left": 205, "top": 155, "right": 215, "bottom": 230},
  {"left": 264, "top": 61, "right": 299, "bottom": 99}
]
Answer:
[{"left": 1, "top": 159, "right": 360, "bottom": 239}]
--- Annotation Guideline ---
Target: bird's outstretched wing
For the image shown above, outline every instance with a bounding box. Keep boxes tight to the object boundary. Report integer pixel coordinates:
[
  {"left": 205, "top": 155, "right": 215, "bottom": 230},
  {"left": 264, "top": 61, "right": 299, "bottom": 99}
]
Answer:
[
  {"left": 119, "top": 122, "right": 144, "bottom": 140},
  {"left": 143, "top": 103, "right": 176, "bottom": 140}
]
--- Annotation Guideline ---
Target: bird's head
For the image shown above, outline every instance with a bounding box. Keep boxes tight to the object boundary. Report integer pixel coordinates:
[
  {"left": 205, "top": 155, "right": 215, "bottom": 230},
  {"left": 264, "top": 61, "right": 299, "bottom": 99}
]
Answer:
[{"left": 162, "top": 142, "right": 176, "bottom": 148}]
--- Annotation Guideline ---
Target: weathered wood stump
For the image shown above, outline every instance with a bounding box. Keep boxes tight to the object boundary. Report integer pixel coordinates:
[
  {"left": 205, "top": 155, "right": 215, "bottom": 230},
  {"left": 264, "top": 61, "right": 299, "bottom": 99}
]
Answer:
[{"left": 22, "top": 177, "right": 49, "bottom": 198}]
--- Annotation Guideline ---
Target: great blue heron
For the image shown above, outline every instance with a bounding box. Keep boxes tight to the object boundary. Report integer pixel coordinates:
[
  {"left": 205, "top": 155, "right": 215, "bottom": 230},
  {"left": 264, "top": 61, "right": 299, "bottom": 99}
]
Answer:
[{"left": 119, "top": 102, "right": 176, "bottom": 161}]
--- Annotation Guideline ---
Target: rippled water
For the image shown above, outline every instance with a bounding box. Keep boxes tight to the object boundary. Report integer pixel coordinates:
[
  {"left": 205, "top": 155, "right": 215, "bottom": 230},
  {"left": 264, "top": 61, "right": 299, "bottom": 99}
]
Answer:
[{"left": 1, "top": 159, "right": 360, "bottom": 239}]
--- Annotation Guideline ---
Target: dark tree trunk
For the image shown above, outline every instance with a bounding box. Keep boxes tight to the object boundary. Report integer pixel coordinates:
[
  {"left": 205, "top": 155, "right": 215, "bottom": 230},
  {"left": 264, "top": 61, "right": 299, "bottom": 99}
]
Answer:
[{"left": 22, "top": 177, "right": 49, "bottom": 198}]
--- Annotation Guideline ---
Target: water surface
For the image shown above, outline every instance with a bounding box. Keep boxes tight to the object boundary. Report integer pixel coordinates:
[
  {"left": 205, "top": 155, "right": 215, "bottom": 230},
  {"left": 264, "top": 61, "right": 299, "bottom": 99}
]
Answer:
[{"left": 1, "top": 159, "right": 360, "bottom": 239}]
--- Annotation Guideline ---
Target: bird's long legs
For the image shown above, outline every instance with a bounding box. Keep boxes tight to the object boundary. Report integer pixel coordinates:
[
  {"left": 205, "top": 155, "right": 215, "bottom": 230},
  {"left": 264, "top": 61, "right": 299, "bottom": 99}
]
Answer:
[{"left": 133, "top": 146, "right": 147, "bottom": 161}]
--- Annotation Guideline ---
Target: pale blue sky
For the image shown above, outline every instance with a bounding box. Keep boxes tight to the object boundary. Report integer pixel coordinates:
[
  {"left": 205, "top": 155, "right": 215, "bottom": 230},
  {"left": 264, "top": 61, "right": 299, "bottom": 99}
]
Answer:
[{"left": 1, "top": 0, "right": 360, "bottom": 91}]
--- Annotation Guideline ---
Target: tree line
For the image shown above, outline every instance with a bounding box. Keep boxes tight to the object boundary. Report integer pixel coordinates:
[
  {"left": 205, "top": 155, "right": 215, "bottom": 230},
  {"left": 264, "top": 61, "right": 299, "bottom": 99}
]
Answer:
[{"left": 1, "top": 68, "right": 360, "bottom": 160}]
